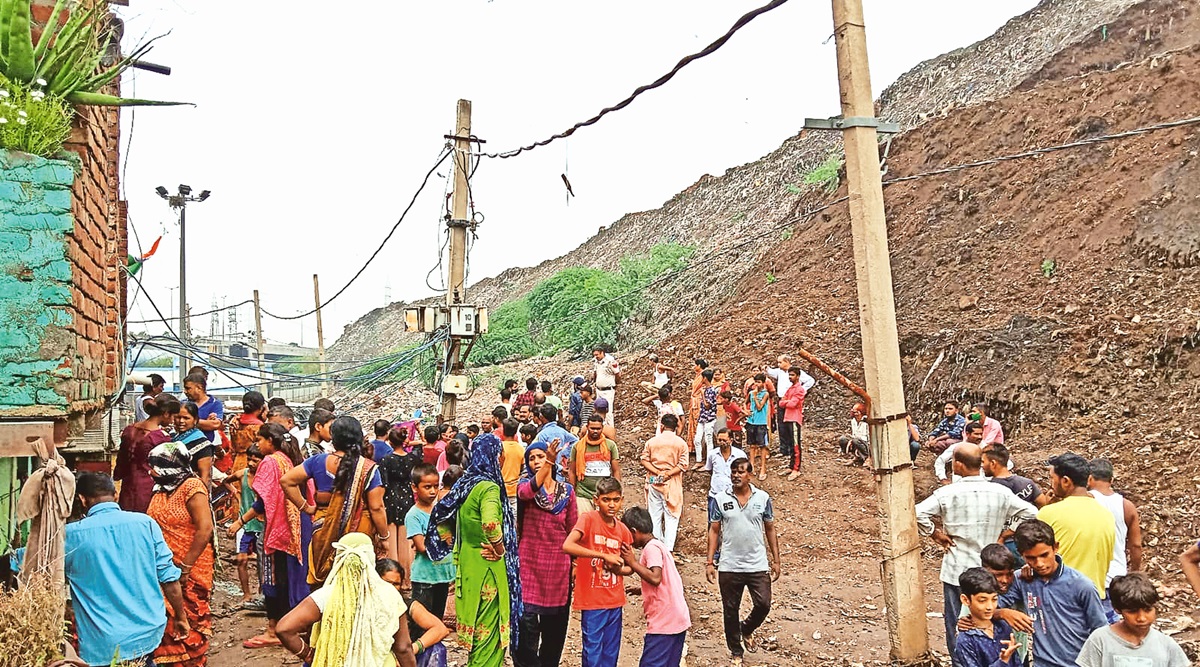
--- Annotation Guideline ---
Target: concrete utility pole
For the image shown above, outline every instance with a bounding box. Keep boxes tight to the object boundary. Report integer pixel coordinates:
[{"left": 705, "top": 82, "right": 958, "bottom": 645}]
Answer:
[
  {"left": 441, "top": 99, "right": 472, "bottom": 424},
  {"left": 829, "top": 0, "right": 929, "bottom": 661},
  {"left": 253, "top": 289, "right": 266, "bottom": 395},
  {"left": 313, "top": 274, "right": 328, "bottom": 398}
]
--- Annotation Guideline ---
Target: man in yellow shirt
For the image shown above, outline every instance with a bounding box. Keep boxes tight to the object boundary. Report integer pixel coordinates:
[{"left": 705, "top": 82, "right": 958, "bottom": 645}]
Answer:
[
  {"left": 498, "top": 418, "right": 526, "bottom": 517},
  {"left": 1038, "top": 452, "right": 1115, "bottom": 598}
]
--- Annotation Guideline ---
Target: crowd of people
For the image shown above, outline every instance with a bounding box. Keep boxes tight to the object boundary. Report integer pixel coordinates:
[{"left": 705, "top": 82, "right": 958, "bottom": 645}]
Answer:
[{"left": 20, "top": 349, "right": 1200, "bottom": 667}]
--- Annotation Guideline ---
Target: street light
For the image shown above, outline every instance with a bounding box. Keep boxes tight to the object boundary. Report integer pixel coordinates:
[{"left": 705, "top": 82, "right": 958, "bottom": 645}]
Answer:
[{"left": 157, "top": 184, "right": 211, "bottom": 383}]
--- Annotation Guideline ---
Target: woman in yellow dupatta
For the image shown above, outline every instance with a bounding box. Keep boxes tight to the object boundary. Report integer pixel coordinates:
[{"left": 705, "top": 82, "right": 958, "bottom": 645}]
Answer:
[
  {"left": 276, "top": 532, "right": 418, "bottom": 667},
  {"left": 282, "top": 416, "right": 391, "bottom": 586}
]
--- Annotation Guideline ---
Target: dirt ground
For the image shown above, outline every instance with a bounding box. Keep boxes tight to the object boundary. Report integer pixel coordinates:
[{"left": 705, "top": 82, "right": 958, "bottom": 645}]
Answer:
[
  {"left": 202, "top": 399, "right": 1200, "bottom": 667},
  {"left": 204, "top": 419, "right": 949, "bottom": 667}
]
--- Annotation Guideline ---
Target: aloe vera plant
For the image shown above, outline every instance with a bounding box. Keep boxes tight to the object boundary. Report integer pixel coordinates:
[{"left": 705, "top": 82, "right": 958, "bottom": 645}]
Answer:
[{"left": 0, "top": 0, "right": 186, "bottom": 106}]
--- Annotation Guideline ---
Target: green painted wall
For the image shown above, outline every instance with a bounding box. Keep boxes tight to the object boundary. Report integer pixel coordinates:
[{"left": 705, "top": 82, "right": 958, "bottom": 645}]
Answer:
[
  {"left": 0, "top": 149, "right": 75, "bottom": 415},
  {"left": 0, "top": 457, "right": 16, "bottom": 555}
]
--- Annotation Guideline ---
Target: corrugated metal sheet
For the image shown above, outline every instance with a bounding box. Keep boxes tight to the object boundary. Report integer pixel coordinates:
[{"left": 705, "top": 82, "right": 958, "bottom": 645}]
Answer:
[{"left": 66, "top": 407, "right": 130, "bottom": 453}]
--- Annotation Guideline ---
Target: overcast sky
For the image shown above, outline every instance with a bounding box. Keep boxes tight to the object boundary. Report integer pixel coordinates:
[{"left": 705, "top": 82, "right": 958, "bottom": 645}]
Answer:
[{"left": 119, "top": 0, "right": 1037, "bottom": 352}]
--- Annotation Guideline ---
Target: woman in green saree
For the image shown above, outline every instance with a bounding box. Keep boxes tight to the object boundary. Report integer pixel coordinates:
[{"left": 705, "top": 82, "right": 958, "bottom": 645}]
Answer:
[{"left": 425, "top": 434, "right": 522, "bottom": 666}]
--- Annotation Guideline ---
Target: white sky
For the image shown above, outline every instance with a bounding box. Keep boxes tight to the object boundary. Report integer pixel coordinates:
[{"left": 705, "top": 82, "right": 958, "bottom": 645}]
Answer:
[{"left": 119, "top": 0, "right": 1038, "bottom": 351}]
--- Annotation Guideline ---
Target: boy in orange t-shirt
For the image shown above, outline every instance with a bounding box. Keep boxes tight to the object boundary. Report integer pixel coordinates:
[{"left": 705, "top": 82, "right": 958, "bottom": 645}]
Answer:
[{"left": 563, "top": 477, "right": 633, "bottom": 667}]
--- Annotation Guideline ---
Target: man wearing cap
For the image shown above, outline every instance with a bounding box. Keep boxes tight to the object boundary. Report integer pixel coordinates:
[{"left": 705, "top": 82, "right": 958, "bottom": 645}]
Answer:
[
  {"left": 568, "top": 376, "right": 587, "bottom": 432},
  {"left": 591, "top": 346, "right": 621, "bottom": 427},
  {"left": 592, "top": 397, "right": 616, "bottom": 440}
]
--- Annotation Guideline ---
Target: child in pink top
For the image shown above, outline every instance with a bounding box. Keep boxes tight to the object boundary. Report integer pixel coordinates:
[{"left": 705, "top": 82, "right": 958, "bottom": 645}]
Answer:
[{"left": 622, "top": 507, "right": 691, "bottom": 667}]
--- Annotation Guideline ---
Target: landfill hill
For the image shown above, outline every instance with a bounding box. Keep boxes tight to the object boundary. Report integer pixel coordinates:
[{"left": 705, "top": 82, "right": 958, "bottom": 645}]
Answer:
[
  {"left": 609, "top": 0, "right": 1200, "bottom": 658},
  {"left": 297, "top": 0, "right": 1200, "bottom": 664},
  {"left": 329, "top": 0, "right": 1146, "bottom": 362}
]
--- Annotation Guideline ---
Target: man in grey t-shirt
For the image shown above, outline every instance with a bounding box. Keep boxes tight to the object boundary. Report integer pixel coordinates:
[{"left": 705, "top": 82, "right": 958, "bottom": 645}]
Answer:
[{"left": 706, "top": 457, "right": 779, "bottom": 665}]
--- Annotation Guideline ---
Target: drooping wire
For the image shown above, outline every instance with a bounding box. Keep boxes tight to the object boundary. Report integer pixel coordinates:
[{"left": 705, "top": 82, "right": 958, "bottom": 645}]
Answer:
[
  {"left": 261, "top": 146, "right": 453, "bottom": 320},
  {"left": 128, "top": 147, "right": 452, "bottom": 325},
  {"left": 482, "top": 0, "right": 791, "bottom": 159}
]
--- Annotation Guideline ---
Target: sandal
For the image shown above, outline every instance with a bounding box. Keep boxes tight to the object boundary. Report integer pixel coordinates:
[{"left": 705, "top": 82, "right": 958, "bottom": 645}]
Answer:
[
  {"left": 757, "top": 473, "right": 766, "bottom": 481},
  {"left": 242, "top": 635, "right": 282, "bottom": 649}
]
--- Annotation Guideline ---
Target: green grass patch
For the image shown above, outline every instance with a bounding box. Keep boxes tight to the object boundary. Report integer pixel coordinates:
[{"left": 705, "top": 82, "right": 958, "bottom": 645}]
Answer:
[
  {"left": 471, "top": 242, "right": 695, "bottom": 366},
  {"left": 802, "top": 152, "right": 844, "bottom": 194}
]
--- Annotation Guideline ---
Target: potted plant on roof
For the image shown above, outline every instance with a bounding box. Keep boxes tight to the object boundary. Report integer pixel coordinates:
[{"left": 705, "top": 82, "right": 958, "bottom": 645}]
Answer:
[{"left": 0, "top": 0, "right": 185, "bottom": 158}]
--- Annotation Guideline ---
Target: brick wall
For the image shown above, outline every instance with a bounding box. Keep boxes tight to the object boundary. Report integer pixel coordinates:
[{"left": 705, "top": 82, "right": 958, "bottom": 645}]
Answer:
[{"left": 0, "top": 2, "right": 126, "bottom": 437}]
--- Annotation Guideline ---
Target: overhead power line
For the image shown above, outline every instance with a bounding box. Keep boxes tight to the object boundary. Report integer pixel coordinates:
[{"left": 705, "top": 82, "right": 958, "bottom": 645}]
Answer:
[
  {"left": 128, "top": 147, "right": 453, "bottom": 326},
  {"left": 481, "top": 0, "right": 792, "bottom": 159}
]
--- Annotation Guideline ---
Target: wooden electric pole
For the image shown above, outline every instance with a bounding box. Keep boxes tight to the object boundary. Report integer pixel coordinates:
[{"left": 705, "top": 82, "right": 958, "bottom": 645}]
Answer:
[
  {"left": 313, "top": 274, "right": 328, "bottom": 398},
  {"left": 253, "top": 289, "right": 267, "bottom": 396},
  {"left": 830, "top": 0, "right": 929, "bottom": 661},
  {"left": 441, "top": 99, "right": 472, "bottom": 424}
]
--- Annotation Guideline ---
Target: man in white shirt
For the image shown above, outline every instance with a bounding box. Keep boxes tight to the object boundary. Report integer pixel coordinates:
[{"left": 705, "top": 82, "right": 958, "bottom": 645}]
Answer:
[
  {"left": 916, "top": 443, "right": 1038, "bottom": 656},
  {"left": 591, "top": 346, "right": 620, "bottom": 427},
  {"left": 1087, "top": 457, "right": 1143, "bottom": 620}
]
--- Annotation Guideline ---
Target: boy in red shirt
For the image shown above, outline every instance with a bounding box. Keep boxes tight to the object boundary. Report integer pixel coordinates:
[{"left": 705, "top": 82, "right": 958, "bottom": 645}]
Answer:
[
  {"left": 563, "top": 477, "right": 633, "bottom": 667},
  {"left": 718, "top": 391, "right": 747, "bottom": 450}
]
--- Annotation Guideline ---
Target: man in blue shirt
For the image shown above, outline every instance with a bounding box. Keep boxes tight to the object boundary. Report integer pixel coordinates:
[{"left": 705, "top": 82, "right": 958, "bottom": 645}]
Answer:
[
  {"left": 183, "top": 372, "right": 224, "bottom": 443},
  {"left": 996, "top": 519, "right": 1107, "bottom": 667},
  {"left": 370, "top": 419, "right": 394, "bottom": 461},
  {"left": 64, "top": 473, "right": 187, "bottom": 666},
  {"left": 926, "top": 401, "right": 967, "bottom": 454},
  {"left": 533, "top": 403, "right": 578, "bottom": 482}
]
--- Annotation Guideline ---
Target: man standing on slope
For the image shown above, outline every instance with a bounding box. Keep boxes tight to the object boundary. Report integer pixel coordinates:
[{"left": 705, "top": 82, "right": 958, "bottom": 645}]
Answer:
[
  {"left": 1038, "top": 453, "right": 1116, "bottom": 602},
  {"left": 765, "top": 355, "right": 815, "bottom": 464},
  {"left": 592, "top": 346, "right": 621, "bottom": 428},
  {"left": 1087, "top": 457, "right": 1143, "bottom": 620}
]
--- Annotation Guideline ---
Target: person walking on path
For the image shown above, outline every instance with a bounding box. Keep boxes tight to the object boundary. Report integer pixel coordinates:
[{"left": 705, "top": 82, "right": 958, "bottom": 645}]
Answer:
[
  {"left": 515, "top": 439, "right": 578, "bottom": 667},
  {"left": 640, "top": 414, "right": 688, "bottom": 551},
  {"left": 64, "top": 472, "right": 188, "bottom": 666},
  {"left": 425, "top": 434, "right": 523, "bottom": 667},
  {"left": 706, "top": 458, "right": 780, "bottom": 667},
  {"left": 592, "top": 347, "right": 621, "bottom": 427},
  {"left": 146, "top": 440, "right": 215, "bottom": 667},
  {"left": 915, "top": 443, "right": 1038, "bottom": 657}
]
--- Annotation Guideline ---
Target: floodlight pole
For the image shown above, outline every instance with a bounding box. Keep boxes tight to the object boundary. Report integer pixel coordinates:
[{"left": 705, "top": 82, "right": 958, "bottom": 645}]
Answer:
[{"left": 158, "top": 185, "right": 209, "bottom": 385}]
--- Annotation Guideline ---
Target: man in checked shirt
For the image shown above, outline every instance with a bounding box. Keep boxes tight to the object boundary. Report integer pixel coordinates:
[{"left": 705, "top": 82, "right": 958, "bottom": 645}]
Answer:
[{"left": 916, "top": 442, "right": 1039, "bottom": 657}]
